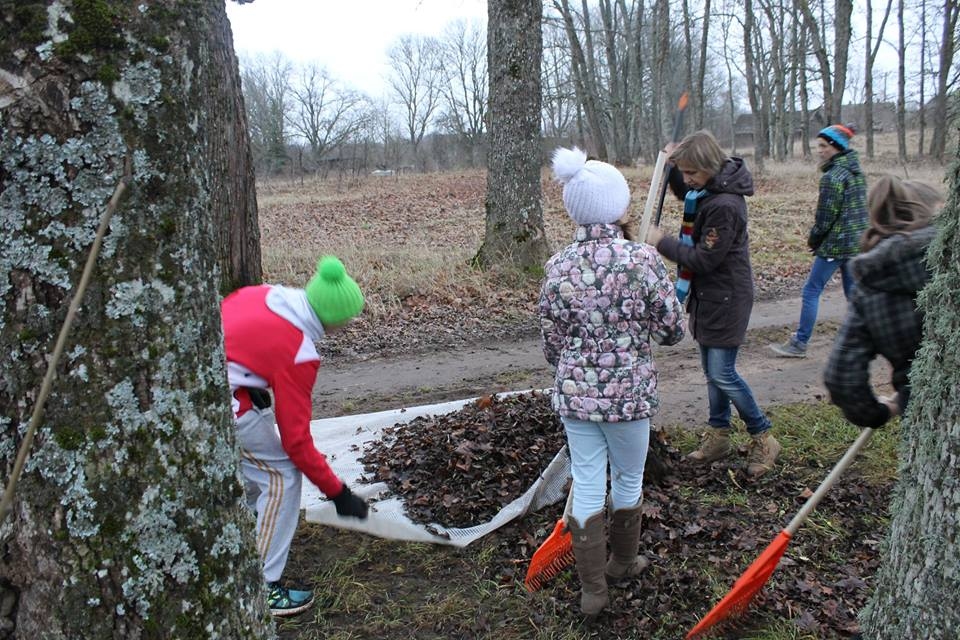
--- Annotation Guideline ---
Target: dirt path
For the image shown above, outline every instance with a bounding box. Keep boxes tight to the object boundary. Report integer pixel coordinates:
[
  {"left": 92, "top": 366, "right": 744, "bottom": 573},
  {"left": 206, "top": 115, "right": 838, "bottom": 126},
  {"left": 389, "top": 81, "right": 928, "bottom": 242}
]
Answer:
[{"left": 312, "top": 286, "right": 890, "bottom": 427}]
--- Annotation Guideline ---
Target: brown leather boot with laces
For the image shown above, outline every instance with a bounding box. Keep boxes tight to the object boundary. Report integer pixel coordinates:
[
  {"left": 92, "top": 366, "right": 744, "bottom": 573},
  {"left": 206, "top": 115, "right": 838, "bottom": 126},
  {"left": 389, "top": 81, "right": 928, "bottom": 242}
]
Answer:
[
  {"left": 686, "top": 427, "right": 733, "bottom": 464},
  {"left": 747, "top": 431, "right": 782, "bottom": 477}
]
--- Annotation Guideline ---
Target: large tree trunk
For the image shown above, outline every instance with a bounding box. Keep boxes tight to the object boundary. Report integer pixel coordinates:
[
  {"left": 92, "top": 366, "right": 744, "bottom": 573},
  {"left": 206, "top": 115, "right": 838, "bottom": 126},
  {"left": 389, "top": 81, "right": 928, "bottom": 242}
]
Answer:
[
  {"left": 859, "top": 145, "right": 960, "bottom": 637},
  {"left": 0, "top": 2, "right": 271, "bottom": 638},
  {"left": 928, "top": 0, "right": 959, "bottom": 161},
  {"left": 206, "top": 2, "right": 263, "bottom": 293},
  {"left": 476, "top": 0, "right": 551, "bottom": 271}
]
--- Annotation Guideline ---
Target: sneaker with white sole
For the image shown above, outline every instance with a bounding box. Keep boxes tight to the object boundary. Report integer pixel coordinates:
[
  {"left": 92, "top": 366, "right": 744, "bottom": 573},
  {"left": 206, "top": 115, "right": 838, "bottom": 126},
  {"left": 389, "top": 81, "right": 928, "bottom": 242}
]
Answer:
[
  {"left": 267, "top": 581, "right": 314, "bottom": 617},
  {"left": 770, "top": 337, "right": 807, "bottom": 358}
]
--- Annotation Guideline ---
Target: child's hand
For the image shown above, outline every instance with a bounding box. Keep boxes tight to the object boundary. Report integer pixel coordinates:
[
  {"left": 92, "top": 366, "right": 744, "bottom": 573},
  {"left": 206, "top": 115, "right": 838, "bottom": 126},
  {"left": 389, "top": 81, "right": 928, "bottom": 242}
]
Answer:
[
  {"left": 879, "top": 393, "right": 901, "bottom": 418},
  {"left": 646, "top": 225, "right": 664, "bottom": 247},
  {"left": 332, "top": 485, "right": 369, "bottom": 519}
]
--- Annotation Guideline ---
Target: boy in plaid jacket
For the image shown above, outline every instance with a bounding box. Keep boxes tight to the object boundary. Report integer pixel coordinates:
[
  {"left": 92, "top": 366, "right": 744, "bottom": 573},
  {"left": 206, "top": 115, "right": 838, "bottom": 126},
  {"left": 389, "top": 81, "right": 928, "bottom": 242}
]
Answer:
[{"left": 772, "top": 124, "right": 868, "bottom": 357}]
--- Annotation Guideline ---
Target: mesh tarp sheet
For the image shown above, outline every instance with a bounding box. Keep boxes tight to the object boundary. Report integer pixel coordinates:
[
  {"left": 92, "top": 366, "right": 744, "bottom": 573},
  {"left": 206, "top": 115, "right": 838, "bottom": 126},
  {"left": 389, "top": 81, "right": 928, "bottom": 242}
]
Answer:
[{"left": 301, "top": 390, "right": 570, "bottom": 547}]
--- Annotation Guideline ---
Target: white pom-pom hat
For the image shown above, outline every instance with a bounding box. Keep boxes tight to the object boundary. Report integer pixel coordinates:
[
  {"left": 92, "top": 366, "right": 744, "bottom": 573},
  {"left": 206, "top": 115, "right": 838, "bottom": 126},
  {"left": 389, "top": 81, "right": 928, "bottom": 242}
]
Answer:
[{"left": 551, "top": 146, "right": 630, "bottom": 226}]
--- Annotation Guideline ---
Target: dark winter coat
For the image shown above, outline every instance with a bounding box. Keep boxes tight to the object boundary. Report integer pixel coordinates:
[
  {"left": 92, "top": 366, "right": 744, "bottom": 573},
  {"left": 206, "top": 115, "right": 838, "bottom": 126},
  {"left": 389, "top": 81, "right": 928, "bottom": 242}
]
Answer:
[
  {"left": 823, "top": 225, "right": 937, "bottom": 428},
  {"left": 807, "top": 149, "right": 868, "bottom": 257},
  {"left": 656, "top": 157, "right": 755, "bottom": 347}
]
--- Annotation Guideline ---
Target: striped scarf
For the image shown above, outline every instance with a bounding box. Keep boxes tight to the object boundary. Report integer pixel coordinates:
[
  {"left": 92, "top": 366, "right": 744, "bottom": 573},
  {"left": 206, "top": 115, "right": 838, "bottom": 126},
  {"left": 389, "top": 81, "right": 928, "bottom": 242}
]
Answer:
[{"left": 676, "top": 188, "right": 710, "bottom": 303}]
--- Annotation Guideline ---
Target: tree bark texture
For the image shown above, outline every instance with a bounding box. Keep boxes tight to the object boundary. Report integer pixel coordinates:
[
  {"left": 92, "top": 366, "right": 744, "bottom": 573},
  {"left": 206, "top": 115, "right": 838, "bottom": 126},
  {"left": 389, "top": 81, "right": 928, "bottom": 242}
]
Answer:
[
  {"left": 0, "top": 2, "right": 272, "bottom": 638},
  {"left": 928, "top": 0, "right": 958, "bottom": 161},
  {"left": 203, "top": 1, "right": 263, "bottom": 294},
  {"left": 478, "top": 0, "right": 550, "bottom": 271},
  {"left": 860, "top": 145, "right": 960, "bottom": 637}
]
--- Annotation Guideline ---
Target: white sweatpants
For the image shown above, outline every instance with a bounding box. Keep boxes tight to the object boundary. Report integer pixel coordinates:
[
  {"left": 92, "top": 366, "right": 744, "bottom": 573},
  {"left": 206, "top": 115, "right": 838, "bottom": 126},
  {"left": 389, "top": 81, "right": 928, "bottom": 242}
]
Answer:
[{"left": 235, "top": 407, "right": 302, "bottom": 583}]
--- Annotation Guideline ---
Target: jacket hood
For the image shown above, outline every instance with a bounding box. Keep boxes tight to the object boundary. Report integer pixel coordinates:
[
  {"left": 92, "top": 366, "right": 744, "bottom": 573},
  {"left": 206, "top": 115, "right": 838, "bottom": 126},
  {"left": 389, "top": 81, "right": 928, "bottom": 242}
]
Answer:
[
  {"left": 853, "top": 225, "right": 936, "bottom": 295},
  {"left": 708, "top": 157, "right": 754, "bottom": 196},
  {"left": 822, "top": 148, "right": 863, "bottom": 176}
]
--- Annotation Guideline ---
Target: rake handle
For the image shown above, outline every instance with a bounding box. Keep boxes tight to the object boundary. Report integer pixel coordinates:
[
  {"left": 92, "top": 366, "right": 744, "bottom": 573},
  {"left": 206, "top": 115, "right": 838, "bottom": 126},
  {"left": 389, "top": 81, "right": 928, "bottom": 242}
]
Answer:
[
  {"left": 560, "top": 477, "right": 574, "bottom": 525},
  {"left": 784, "top": 428, "right": 874, "bottom": 536}
]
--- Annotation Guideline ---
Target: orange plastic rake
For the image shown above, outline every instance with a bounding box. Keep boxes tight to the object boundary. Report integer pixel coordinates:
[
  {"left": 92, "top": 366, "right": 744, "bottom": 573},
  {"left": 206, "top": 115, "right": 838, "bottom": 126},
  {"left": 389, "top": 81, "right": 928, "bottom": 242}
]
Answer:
[
  {"left": 686, "top": 428, "right": 874, "bottom": 639},
  {"left": 524, "top": 485, "right": 575, "bottom": 592}
]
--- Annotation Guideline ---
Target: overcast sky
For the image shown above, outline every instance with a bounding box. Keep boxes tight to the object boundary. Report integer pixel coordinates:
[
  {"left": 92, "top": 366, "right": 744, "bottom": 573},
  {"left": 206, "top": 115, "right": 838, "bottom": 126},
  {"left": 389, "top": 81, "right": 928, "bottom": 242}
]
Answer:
[{"left": 225, "top": 0, "right": 487, "bottom": 97}]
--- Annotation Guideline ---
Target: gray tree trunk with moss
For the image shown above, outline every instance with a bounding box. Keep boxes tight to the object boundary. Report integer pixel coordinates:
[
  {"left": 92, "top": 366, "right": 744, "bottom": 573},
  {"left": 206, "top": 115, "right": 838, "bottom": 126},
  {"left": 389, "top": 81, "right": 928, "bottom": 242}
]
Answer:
[
  {"left": 0, "top": 2, "right": 272, "bottom": 638},
  {"left": 206, "top": 1, "right": 263, "bottom": 294},
  {"left": 476, "top": 0, "right": 551, "bottom": 272},
  {"left": 859, "top": 148, "right": 960, "bottom": 637}
]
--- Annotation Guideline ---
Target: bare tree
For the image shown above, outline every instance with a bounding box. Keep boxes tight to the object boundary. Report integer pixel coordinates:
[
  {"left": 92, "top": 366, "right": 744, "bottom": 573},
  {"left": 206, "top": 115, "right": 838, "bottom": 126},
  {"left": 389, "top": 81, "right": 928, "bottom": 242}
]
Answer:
[
  {"left": 0, "top": 1, "right": 272, "bottom": 636},
  {"left": 695, "top": 0, "right": 714, "bottom": 130},
  {"left": 476, "top": 0, "right": 551, "bottom": 270},
  {"left": 760, "top": 0, "right": 791, "bottom": 160},
  {"left": 859, "top": 148, "right": 960, "bottom": 638},
  {"left": 928, "top": 0, "right": 959, "bottom": 161},
  {"left": 742, "top": 0, "right": 768, "bottom": 170},
  {"left": 896, "top": 0, "right": 908, "bottom": 162},
  {"left": 863, "top": 0, "right": 894, "bottom": 158},
  {"left": 552, "top": 0, "right": 611, "bottom": 159},
  {"left": 239, "top": 51, "right": 293, "bottom": 174},
  {"left": 288, "top": 63, "right": 368, "bottom": 168},
  {"left": 542, "top": 17, "right": 578, "bottom": 137},
  {"left": 387, "top": 34, "right": 442, "bottom": 165},
  {"left": 435, "top": 19, "right": 489, "bottom": 167},
  {"left": 797, "top": 0, "right": 854, "bottom": 124}
]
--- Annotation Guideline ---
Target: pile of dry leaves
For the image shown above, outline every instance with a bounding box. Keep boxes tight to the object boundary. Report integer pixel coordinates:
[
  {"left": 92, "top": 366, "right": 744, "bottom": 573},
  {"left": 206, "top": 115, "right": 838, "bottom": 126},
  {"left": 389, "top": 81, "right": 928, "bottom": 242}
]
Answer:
[{"left": 358, "top": 390, "right": 566, "bottom": 528}]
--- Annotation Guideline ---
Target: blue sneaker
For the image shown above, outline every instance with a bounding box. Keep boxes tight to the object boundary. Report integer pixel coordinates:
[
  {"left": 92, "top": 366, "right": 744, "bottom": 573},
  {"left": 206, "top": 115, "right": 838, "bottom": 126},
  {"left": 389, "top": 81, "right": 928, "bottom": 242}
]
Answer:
[{"left": 267, "top": 581, "right": 314, "bottom": 617}]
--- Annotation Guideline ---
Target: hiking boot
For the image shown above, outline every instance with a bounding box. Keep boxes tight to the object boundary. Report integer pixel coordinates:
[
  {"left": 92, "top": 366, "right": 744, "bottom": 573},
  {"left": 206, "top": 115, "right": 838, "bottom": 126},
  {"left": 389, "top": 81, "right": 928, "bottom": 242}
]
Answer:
[
  {"left": 770, "top": 336, "right": 807, "bottom": 358},
  {"left": 267, "top": 581, "right": 314, "bottom": 617},
  {"left": 746, "top": 432, "right": 782, "bottom": 478},
  {"left": 686, "top": 427, "right": 732, "bottom": 464},
  {"left": 605, "top": 502, "right": 649, "bottom": 581},
  {"left": 568, "top": 511, "right": 608, "bottom": 618}
]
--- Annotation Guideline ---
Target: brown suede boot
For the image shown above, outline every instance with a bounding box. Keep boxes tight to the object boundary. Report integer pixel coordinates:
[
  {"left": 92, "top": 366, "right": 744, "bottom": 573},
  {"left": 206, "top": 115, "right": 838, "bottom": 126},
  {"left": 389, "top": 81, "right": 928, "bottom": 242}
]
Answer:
[
  {"left": 747, "top": 431, "right": 782, "bottom": 477},
  {"left": 686, "top": 427, "right": 732, "bottom": 464},
  {"left": 568, "top": 511, "right": 608, "bottom": 617},
  {"left": 605, "top": 502, "right": 649, "bottom": 581}
]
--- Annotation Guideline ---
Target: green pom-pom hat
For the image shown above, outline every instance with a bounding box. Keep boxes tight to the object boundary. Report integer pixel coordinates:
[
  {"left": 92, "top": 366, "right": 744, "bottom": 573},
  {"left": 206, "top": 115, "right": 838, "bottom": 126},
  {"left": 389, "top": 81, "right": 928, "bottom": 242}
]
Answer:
[{"left": 305, "top": 256, "right": 364, "bottom": 327}]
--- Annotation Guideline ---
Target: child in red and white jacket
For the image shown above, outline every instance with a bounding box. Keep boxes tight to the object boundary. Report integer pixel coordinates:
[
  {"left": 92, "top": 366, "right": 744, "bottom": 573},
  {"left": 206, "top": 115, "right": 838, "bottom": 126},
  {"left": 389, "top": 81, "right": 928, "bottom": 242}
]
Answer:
[{"left": 221, "top": 255, "right": 367, "bottom": 616}]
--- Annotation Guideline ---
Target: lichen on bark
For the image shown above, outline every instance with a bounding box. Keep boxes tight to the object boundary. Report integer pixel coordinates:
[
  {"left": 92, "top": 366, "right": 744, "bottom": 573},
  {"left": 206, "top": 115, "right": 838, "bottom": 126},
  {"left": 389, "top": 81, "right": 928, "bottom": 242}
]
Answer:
[{"left": 1, "top": 2, "right": 272, "bottom": 637}]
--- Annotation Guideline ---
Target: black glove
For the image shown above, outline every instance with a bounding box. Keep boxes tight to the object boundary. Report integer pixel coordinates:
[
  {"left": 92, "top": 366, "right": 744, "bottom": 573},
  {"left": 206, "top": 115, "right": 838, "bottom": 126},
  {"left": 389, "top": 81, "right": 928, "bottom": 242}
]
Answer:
[{"left": 332, "top": 485, "right": 368, "bottom": 519}]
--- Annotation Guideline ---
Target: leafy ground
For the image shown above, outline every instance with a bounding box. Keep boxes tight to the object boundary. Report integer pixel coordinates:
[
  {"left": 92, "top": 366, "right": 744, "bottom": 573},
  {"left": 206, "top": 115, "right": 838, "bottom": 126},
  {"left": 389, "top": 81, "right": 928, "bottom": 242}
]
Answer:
[
  {"left": 253, "top": 145, "right": 940, "bottom": 639},
  {"left": 276, "top": 402, "right": 898, "bottom": 640}
]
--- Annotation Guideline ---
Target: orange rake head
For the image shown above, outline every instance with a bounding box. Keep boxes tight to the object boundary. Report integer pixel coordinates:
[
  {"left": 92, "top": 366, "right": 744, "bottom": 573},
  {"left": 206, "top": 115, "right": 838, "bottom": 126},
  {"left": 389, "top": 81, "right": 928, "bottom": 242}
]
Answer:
[
  {"left": 685, "top": 530, "right": 792, "bottom": 639},
  {"left": 523, "top": 518, "right": 574, "bottom": 592}
]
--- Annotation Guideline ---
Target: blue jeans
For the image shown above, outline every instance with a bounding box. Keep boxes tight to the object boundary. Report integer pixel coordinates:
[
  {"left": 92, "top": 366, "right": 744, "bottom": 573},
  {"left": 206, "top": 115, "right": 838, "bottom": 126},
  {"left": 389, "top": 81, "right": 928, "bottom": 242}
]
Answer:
[
  {"left": 561, "top": 416, "right": 650, "bottom": 525},
  {"left": 795, "top": 256, "right": 854, "bottom": 344},
  {"left": 700, "top": 345, "right": 771, "bottom": 435}
]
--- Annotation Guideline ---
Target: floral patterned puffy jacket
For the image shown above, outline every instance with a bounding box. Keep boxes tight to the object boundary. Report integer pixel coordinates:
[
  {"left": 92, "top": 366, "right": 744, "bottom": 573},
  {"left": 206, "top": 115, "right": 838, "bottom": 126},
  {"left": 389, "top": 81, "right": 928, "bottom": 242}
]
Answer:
[{"left": 538, "top": 223, "right": 686, "bottom": 422}]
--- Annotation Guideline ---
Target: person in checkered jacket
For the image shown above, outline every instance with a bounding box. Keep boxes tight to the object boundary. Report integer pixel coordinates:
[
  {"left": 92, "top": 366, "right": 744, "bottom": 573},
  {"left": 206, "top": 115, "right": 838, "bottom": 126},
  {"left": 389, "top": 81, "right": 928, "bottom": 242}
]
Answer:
[{"left": 824, "top": 175, "right": 944, "bottom": 428}]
